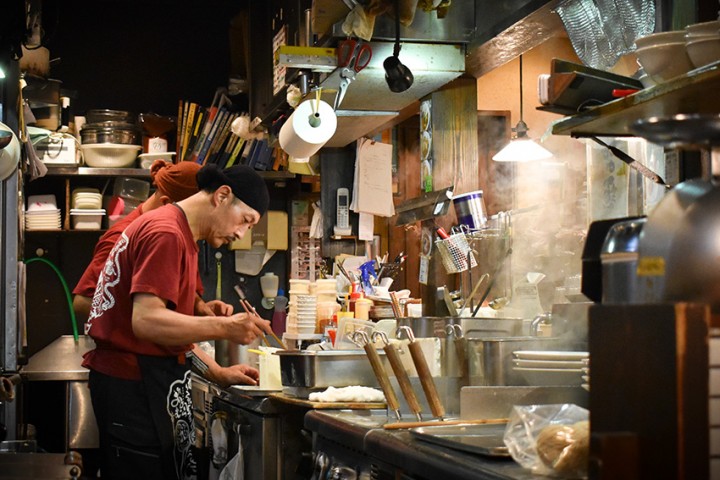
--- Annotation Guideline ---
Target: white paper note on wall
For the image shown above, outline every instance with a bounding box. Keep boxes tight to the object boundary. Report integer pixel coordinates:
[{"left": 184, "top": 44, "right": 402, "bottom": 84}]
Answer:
[
  {"left": 351, "top": 138, "right": 395, "bottom": 217},
  {"left": 358, "top": 212, "right": 374, "bottom": 241}
]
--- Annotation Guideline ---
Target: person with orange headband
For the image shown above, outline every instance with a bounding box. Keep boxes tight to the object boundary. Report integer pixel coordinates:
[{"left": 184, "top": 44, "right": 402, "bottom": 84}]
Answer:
[{"left": 73, "top": 160, "right": 208, "bottom": 323}]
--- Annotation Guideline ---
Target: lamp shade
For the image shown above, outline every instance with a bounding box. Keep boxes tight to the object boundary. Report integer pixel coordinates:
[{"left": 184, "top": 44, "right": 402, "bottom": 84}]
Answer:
[{"left": 492, "top": 137, "right": 553, "bottom": 162}]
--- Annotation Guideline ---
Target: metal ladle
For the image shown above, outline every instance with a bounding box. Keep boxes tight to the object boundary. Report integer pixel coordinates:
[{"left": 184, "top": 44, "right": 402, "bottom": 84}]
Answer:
[{"left": 351, "top": 330, "right": 402, "bottom": 420}]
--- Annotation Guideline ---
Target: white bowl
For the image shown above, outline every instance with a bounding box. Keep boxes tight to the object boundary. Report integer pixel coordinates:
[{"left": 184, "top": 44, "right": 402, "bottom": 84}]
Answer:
[
  {"left": 635, "top": 42, "right": 695, "bottom": 82},
  {"left": 686, "top": 36, "right": 720, "bottom": 68},
  {"left": 635, "top": 30, "right": 687, "bottom": 49},
  {"left": 685, "top": 20, "right": 720, "bottom": 37},
  {"left": 81, "top": 144, "right": 141, "bottom": 168},
  {"left": 138, "top": 152, "right": 175, "bottom": 170}
]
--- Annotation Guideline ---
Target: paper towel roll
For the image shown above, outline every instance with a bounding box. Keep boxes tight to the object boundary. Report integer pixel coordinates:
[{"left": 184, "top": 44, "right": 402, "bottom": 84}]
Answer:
[{"left": 279, "top": 99, "right": 337, "bottom": 158}]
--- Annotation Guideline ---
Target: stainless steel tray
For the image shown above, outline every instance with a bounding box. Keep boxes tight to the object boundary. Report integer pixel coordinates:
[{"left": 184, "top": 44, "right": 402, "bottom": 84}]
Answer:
[{"left": 410, "top": 423, "right": 510, "bottom": 457}]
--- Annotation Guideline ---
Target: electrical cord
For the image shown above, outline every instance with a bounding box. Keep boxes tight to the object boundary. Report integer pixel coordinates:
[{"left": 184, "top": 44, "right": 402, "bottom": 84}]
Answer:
[{"left": 24, "top": 256, "right": 79, "bottom": 342}]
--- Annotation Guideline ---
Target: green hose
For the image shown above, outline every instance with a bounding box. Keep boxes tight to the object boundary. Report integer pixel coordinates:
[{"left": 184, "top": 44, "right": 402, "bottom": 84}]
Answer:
[{"left": 24, "top": 257, "right": 79, "bottom": 342}]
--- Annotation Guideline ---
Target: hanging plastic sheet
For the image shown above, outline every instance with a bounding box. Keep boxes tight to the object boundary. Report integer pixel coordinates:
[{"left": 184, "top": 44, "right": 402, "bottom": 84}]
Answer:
[{"left": 556, "top": 0, "right": 655, "bottom": 70}]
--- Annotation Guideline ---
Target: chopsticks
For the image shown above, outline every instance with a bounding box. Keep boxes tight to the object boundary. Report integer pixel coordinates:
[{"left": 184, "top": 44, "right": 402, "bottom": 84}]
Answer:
[
  {"left": 240, "top": 298, "right": 288, "bottom": 350},
  {"left": 383, "top": 418, "right": 508, "bottom": 430}
]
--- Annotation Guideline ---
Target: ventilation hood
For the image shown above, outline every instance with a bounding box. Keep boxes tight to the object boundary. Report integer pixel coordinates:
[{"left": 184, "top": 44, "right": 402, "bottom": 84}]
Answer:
[{"left": 316, "top": 41, "right": 465, "bottom": 147}]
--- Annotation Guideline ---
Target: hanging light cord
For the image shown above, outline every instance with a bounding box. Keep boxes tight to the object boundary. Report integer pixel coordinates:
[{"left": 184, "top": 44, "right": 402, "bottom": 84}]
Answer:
[
  {"left": 393, "top": 0, "right": 401, "bottom": 57},
  {"left": 519, "top": 55, "right": 524, "bottom": 123}
]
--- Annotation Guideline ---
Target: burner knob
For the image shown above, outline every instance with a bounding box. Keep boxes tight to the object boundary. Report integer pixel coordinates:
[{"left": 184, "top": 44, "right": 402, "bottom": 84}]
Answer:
[{"left": 328, "top": 465, "right": 357, "bottom": 480}]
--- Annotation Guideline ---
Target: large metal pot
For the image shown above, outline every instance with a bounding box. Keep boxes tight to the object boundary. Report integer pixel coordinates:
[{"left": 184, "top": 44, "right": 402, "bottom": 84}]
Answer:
[{"left": 80, "top": 121, "right": 141, "bottom": 145}]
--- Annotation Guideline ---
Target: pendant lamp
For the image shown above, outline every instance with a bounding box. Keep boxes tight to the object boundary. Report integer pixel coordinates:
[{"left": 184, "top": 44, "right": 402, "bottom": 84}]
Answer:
[{"left": 492, "top": 55, "right": 552, "bottom": 162}]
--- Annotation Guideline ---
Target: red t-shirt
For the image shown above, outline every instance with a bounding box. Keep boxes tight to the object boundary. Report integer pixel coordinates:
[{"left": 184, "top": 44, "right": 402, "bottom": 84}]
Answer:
[
  {"left": 82, "top": 204, "right": 199, "bottom": 380},
  {"left": 73, "top": 204, "right": 145, "bottom": 297}
]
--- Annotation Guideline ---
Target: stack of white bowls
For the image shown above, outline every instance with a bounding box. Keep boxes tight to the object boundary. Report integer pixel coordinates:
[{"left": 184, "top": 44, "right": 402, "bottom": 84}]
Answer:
[
  {"left": 25, "top": 194, "right": 61, "bottom": 230},
  {"left": 634, "top": 30, "right": 694, "bottom": 83},
  {"left": 314, "top": 278, "right": 338, "bottom": 303},
  {"left": 287, "top": 279, "right": 310, "bottom": 335},
  {"left": 684, "top": 20, "right": 720, "bottom": 68},
  {"left": 70, "top": 187, "right": 105, "bottom": 230},
  {"left": 292, "top": 294, "right": 317, "bottom": 334}
]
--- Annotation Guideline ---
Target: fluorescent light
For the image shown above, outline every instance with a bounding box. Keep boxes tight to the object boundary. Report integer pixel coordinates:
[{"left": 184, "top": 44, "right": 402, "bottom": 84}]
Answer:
[{"left": 0, "top": 67, "right": 5, "bottom": 79}]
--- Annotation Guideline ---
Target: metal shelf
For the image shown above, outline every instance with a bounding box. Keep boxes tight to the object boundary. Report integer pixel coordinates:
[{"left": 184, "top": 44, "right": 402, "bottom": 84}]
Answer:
[
  {"left": 42, "top": 166, "right": 295, "bottom": 179},
  {"left": 43, "top": 167, "right": 151, "bottom": 177},
  {"left": 552, "top": 61, "right": 720, "bottom": 138}
]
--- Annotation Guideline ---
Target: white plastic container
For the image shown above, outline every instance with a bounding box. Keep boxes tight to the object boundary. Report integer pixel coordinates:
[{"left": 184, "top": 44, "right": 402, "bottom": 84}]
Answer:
[{"left": 70, "top": 209, "right": 106, "bottom": 230}]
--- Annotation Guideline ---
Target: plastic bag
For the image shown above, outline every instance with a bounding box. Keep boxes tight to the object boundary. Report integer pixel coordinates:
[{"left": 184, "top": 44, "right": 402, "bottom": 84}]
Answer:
[{"left": 503, "top": 403, "right": 589, "bottom": 478}]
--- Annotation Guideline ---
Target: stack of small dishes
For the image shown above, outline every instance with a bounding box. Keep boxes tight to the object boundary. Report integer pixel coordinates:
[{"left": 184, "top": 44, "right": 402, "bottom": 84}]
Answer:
[
  {"left": 70, "top": 187, "right": 105, "bottom": 230},
  {"left": 289, "top": 294, "right": 317, "bottom": 334},
  {"left": 512, "top": 350, "right": 589, "bottom": 386},
  {"left": 286, "top": 279, "right": 310, "bottom": 335},
  {"left": 581, "top": 358, "right": 590, "bottom": 391},
  {"left": 25, "top": 194, "right": 61, "bottom": 231}
]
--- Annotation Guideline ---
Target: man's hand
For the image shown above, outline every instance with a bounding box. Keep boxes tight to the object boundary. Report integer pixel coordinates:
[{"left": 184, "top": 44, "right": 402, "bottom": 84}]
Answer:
[
  {"left": 194, "top": 296, "right": 234, "bottom": 317},
  {"left": 224, "top": 312, "right": 273, "bottom": 345},
  {"left": 213, "top": 364, "right": 260, "bottom": 387}
]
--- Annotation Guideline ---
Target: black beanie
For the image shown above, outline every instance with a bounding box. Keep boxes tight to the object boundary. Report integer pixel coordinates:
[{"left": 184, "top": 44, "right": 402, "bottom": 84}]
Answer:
[{"left": 196, "top": 164, "right": 270, "bottom": 216}]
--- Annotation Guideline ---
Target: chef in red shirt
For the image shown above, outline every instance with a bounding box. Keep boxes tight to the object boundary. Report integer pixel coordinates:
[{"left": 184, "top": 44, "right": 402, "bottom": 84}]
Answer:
[
  {"left": 73, "top": 160, "right": 209, "bottom": 324},
  {"left": 82, "top": 163, "right": 273, "bottom": 480}
]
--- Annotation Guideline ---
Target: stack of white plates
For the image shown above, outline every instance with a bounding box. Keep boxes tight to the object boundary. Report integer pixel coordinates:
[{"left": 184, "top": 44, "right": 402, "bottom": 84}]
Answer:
[
  {"left": 512, "top": 350, "right": 589, "bottom": 386},
  {"left": 72, "top": 188, "right": 103, "bottom": 210},
  {"left": 581, "top": 358, "right": 590, "bottom": 391},
  {"left": 25, "top": 194, "right": 61, "bottom": 230}
]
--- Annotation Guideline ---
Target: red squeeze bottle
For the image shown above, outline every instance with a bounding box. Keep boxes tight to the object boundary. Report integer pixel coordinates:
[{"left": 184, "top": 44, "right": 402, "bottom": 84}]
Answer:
[{"left": 436, "top": 227, "right": 450, "bottom": 239}]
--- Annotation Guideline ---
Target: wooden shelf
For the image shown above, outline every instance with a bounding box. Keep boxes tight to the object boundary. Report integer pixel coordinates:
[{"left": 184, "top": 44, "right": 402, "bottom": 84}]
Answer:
[{"left": 551, "top": 61, "right": 720, "bottom": 138}]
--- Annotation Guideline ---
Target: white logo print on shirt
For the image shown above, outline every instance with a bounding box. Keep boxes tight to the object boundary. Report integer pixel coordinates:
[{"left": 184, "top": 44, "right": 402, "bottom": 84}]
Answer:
[{"left": 85, "top": 233, "right": 129, "bottom": 334}]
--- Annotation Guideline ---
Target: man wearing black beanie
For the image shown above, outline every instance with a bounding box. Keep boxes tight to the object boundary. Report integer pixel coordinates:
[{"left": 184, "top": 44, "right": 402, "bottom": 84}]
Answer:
[{"left": 82, "top": 162, "right": 273, "bottom": 480}]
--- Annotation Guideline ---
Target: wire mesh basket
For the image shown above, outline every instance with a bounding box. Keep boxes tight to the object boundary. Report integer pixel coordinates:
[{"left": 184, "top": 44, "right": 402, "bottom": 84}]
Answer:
[{"left": 435, "top": 231, "right": 477, "bottom": 274}]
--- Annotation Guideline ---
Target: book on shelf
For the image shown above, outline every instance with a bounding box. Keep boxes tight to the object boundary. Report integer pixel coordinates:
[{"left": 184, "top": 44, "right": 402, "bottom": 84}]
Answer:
[
  {"left": 180, "top": 102, "right": 199, "bottom": 161},
  {"left": 252, "top": 139, "right": 274, "bottom": 171},
  {"left": 188, "top": 90, "right": 232, "bottom": 163},
  {"left": 224, "top": 137, "right": 246, "bottom": 168}
]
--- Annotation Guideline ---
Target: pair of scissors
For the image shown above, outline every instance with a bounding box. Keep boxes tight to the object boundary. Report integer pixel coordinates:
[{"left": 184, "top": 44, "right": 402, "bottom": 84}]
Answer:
[{"left": 333, "top": 39, "right": 372, "bottom": 110}]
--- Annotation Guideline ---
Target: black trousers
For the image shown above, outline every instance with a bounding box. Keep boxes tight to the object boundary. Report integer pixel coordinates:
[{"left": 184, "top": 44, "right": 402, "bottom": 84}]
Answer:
[{"left": 88, "top": 356, "right": 196, "bottom": 480}]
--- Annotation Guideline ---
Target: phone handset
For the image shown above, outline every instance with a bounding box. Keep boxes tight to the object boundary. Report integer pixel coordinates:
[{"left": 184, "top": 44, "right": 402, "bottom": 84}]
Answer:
[{"left": 333, "top": 188, "right": 352, "bottom": 236}]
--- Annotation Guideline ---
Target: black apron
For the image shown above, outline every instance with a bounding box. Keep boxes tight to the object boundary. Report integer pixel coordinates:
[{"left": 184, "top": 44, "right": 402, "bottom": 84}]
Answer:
[{"left": 137, "top": 354, "right": 197, "bottom": 480}]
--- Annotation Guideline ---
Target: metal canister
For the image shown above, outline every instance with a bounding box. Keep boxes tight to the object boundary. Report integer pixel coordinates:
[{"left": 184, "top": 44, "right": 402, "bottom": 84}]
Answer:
[
  {"left": 600, "top": 217, "right": 646, "bottom": 304},
  {"left": 452, "top": 190, "right": 487, "bottom": 230}
]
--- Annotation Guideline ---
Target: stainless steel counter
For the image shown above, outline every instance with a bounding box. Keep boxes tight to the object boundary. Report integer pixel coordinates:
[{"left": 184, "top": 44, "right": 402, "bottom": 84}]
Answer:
[
  {"left": 21, "top": 335, "right": 93, "bottom": 381},
  {"left": 305, "top": 410, "right": 541, "bottom": 480}
]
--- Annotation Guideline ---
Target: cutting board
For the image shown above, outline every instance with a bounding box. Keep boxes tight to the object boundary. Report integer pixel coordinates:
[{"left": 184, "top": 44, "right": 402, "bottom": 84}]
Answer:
[{"left": 270, "top": 392, "right": 386, "bottom": 410}]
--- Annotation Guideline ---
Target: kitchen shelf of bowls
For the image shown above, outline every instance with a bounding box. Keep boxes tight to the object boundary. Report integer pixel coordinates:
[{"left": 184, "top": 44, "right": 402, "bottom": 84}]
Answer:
[{"left": 552, "top": 20, "right": 720, "bottom": 138}]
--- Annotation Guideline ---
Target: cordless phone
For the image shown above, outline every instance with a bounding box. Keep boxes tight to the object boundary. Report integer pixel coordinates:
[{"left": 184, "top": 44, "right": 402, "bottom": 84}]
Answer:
[{"left": 333, "top": 188, "right": 351, "bottom": 236}]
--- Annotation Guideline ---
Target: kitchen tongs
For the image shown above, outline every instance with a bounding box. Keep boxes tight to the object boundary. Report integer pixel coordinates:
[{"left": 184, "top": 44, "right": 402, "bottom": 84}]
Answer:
[{"left": 589, "top": 136, "right": 671, "bottom": 189}]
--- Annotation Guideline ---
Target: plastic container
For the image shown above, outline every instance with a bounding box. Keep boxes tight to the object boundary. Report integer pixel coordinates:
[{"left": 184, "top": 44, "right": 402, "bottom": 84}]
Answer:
[
  {"left": 271, "top": 290, "right": 288, "bottom": 338},
  {"left": 334, "top": 317, "right": 375, "bottom": 350},
  {"left": 354, "top": 298, "right": 373, "bottom": 320},
  {"left": 70, "top": 209, "right": 106, "bottom": 230},
  {"left": 113, "top": 177, "right": 150, "bottom": 202}
]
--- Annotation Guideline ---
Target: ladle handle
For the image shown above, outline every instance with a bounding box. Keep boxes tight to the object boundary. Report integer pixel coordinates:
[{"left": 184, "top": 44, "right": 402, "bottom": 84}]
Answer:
[
  {"left": 383, "top": 344, "right": 423, "bottom": 419},
  {"left": 454, "top": 337, "right": 467, "bottom": 378},
  {"left": 364, "top": 344, "right": 401, "bottom": 419},
  {"left": 407, "top": 341, "right": 445, "bottom": 419}
]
